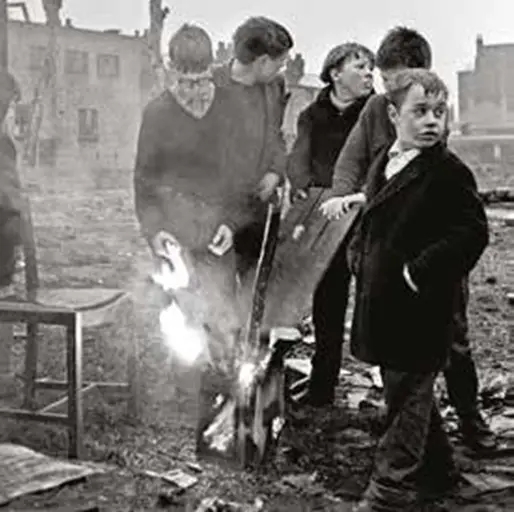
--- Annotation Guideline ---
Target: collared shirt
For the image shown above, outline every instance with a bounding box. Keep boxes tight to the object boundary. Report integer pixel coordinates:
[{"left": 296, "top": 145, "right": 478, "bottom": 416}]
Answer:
[{"left": 384, "top": 140, "right": 420, "bottom": 181}]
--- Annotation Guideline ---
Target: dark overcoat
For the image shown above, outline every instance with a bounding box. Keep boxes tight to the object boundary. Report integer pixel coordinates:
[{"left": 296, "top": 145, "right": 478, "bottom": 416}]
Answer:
[{"left": 348, "top": 143, "right": 489, "bottom": 372}]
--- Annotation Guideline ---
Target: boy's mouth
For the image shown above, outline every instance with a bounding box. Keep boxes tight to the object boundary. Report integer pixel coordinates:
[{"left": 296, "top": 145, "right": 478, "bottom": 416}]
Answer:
[{"left": 418, "top": 131, "right": 439, "bottom": 140}]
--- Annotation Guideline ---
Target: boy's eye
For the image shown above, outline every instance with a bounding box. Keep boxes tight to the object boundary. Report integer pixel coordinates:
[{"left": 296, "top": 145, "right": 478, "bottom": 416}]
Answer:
[
  {"left": 434, "top": 106, "right": 447, "bottom": 118},
  {"left": 413, "top": 107, "right": 427, "bottom": 117}
]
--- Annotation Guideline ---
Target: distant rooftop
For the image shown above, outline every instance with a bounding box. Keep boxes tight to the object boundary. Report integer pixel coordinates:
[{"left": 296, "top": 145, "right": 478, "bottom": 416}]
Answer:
[
  {"left": 6, "top": 17, "right": 143, "bottom": 41},
  {"left": 297, "top": 73, "right": 324, "bottom": 89}
]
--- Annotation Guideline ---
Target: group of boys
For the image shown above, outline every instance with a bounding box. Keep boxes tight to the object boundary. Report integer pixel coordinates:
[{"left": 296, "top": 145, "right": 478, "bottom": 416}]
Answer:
[
  {"left": 0, "top": 14, "right": 496, "bottom": 512},
  {"left": 132, "top": 17, "right": 495, "bottom": 511},
  {"left": 284, "top": 25, "right": 494, "bottom": 510}
]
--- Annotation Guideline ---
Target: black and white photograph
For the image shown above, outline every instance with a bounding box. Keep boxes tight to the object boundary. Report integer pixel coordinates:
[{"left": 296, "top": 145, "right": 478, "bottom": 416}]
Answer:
[{"left": 0, "top": 1, "right": 513, "bottom": 510}]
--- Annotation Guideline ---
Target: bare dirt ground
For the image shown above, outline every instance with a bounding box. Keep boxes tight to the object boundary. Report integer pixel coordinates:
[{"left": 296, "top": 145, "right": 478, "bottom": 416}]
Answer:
[{"left": 0, "top": 167, "right": 513, "bottom": 511}]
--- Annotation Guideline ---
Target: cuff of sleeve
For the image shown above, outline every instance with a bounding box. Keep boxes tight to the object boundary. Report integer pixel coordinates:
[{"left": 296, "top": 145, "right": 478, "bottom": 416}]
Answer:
[{"left": 403, "top": 264, "right": 419, "bottom": 293}]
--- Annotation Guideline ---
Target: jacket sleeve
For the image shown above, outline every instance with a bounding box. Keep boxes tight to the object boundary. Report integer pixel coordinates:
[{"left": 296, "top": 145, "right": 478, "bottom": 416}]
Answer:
[
  {"left": 133, "top": 105, "right": 164, "bottom": 244},
  {"left": 408, "top": 160, "right": 489, "bottom": 289},
  {"left": 330, "top": 100, "right": 374, "bottom": 197},
  {"left": 287, "top": 108, "right": 312, "bottom": 192},
  {"left": 266, "top": 76, "right": 289, "bottom": 181}
]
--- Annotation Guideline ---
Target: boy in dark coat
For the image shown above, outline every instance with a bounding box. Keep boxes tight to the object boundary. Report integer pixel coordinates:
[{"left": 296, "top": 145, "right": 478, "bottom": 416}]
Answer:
[
  {"left": 350, "top": 69, "right": 488, "bottom": 512},
  {"left": 322, "top": 26, "right": 495, "bottom": 452},
  {"left": 0, "top": 71, "right": 23, "bottom": 293},
  {"left": 287, "top": 43, "right": 374, "bottom": 406}
]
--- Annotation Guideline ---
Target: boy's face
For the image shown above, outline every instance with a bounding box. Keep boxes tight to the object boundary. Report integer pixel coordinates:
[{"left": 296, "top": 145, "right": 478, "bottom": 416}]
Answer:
[
  {"left": 380, "top": 66, "right": 407, "bottom": 92},
  {"left": 331, "top": 53, "right": 374, "bottom": 98},
  {"left": 388, "top": 83, "right": 447, "bottom": 150}
]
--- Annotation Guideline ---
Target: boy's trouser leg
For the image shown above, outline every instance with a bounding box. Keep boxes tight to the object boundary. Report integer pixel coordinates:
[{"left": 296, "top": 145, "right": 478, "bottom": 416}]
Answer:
[
  {"left": 443, "top": 276, "right": 479, "bottom": 417},
  {"left": 362, "top": 369, "right": 452, "bottom": 511},
  {"left": 443, "top": 277, "right": 495, "bottom": 449},
  {"left": 308, "top": 239, "right": 352, "bottom": 405}
]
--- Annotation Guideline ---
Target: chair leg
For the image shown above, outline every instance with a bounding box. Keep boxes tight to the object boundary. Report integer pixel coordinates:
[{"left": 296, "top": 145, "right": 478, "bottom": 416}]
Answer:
[
  {"left": 66, "top": 313, "right": 83, "bottom": 459},
  {"left": 23, "top": 322, "right": 39, "bottom": 410},
  {"left": 126, "top": 305, "right": 140, "bottom": 419}
]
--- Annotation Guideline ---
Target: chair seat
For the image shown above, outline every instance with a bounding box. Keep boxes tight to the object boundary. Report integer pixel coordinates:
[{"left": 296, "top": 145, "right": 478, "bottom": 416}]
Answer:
[{"left": 34, "top": 287, "right": 130, "bottom": 328}]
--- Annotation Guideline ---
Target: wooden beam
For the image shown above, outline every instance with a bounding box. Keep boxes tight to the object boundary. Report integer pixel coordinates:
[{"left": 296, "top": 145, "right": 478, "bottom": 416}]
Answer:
[
  {"left": 0, "top": 407, "right": 68, "bottom": 425},
  {"left": 67, "top": 313, "right": 83, "bottom": 459}
]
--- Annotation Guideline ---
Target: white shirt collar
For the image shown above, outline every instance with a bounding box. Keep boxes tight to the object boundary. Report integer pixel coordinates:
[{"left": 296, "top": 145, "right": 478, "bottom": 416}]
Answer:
[{"left": 388, "top": 140, "right": 420, "bottom": 160}]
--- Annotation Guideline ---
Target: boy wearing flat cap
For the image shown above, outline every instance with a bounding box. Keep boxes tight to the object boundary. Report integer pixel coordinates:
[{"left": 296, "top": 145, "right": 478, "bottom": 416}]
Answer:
[{"left": 287, "top": 42, "right": 375, "bottom": 407}]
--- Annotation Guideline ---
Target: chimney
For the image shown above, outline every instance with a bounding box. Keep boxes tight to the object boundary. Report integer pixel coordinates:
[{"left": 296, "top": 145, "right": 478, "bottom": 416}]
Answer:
[
  {"left": 65, "top": 18, "right": 73, "bottom": 28},
  {"left": 476, "top": 34, "right": 484, "bottom": 51}
]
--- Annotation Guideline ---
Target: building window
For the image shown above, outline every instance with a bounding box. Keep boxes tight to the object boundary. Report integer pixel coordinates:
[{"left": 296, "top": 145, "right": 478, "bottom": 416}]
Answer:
[
  {"left": 97, "top": 54, "right": 120, "bottom": 78},
  {"left": 38, "top": 138, "right": 57, "bottom": 167},
  {"left": 15, "top": 104, "right": 31, "bottom": 139},
  {"left": 65, "top": 50, "right": 89, "bottom": 75},
  {"left": 29, "top": 45, "right": 48, "bottom": 70},
  {"left": 78, "top": 108, "right": 99, "bottom": 142}
]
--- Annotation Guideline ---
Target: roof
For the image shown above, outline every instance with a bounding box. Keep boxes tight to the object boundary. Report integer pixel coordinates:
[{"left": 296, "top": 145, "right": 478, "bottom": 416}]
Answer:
[
  {"left": 297, "top": 73, "right": 324, "bottom": 90},
  {"left": 7, "top": 19, "right": 143, "bottom": 43}
]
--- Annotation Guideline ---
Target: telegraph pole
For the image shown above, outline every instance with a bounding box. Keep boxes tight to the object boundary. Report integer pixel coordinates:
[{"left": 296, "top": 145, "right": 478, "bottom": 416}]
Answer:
[{"left": 0, "top": 0, "right": 8, "bottom": 72}]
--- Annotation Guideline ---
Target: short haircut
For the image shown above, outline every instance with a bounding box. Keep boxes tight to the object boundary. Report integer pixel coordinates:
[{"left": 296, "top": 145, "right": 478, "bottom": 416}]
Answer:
[
  {"left": 168, "top": 24, "right": 213, "bottom": 73},
  {"left": 376, "top": 26, "right": 432, "bottom": 70},
  {"left": 320, "top": 43, "right": 375, "bottom": 84},
  {"left": 233, "top": 17, "right": 294, "bottom": 65},
  {"left": 385, "top": 68, "right": 448, "bottom": 109},
  {"left": 0, "top": 71, "right": 21, "bottom": 123}
]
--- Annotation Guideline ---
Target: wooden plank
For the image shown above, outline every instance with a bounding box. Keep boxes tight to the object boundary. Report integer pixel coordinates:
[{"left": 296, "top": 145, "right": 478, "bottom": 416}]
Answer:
[
  {"left": 23, "top": 321, "right": 39, "bottom": 409},
  {"left": 263, "top": 188, "right": 359, "bottom": 329},
  {"left": 0, "top": 322, "right": 14, "bottom": 380},
  {"left": 0, "top": 407, "right": 68, "bottom": 425},
  {"left": 94, "top": 382, "right": 130, "bottom": 394},
  {"left": 0, "top": 306, "right": 74, "bottom": 326},
  {"left": 67, "top": 313, "right": 83, "bottom": 459},
  {"left": 39, "top": 383, "right": 98, "bottom": 415}
]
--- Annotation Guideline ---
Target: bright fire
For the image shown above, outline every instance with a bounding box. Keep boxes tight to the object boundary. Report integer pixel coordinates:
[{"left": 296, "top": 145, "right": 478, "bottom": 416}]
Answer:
[
  {"left": 152, "top": 243, "right": 206, "bottom": 365},
  {"left": 159, "top": 301, "right": 206, "bottom": 365}
]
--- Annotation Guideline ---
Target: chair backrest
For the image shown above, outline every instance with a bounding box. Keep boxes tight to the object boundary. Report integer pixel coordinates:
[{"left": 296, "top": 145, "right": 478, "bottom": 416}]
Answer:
[{"left": 20, "top": 193, "right": 40, "bottom": 299}]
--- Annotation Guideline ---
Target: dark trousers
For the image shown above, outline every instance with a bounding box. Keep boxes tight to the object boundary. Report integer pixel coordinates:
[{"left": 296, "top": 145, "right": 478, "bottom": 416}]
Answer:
[
  {"left": 363, "top": 369, "right": 454, "bottom": 510},
  {"left": 309, "top": 237, "right": 352, "bottom": 402},
  {"left": 309, "top": 236, "right": 480, "bottom": 418},
  {"left": 444, "top": 278, "right": 480, "bottom": 420}
]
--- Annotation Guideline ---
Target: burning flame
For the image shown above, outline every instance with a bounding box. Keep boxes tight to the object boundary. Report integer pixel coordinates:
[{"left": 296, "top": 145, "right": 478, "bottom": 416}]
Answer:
[
  {"left": 152, "top": 242, "right": 206, "bottom": 365},
  {"left": 238, "top": 361, "right": 257, "bottom": 390},
  {"left": 151, "top": 243, "right": 190, "bottom": 291},
  {"left": 159, "top": 301, "right": 205, "bottom": 364}
]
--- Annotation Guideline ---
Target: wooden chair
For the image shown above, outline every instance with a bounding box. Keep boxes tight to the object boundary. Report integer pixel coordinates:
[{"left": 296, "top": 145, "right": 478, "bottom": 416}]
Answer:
[{"left": 0, "top": 195, "right": 139, "bottom": 459}]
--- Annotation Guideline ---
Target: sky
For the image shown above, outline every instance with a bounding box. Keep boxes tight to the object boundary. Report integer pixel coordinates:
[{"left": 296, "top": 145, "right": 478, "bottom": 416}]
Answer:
[{"left": 17, "top": 0, "right": 514, "bottom": 104}]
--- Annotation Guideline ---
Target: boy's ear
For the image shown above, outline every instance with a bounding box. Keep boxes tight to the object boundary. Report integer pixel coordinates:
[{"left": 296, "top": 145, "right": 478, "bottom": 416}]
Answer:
[
  {"left": 387, "top": 102, "right": 399, "bottom": 127},
  {"left": 328, "top": 67, "right": 340, "bottom": 83}
]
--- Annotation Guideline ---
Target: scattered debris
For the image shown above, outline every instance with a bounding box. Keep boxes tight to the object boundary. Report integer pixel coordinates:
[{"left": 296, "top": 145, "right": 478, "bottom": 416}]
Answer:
[
  {"left": 279, "top": 472, "right": 325, "bottom": 497},
  {"left": 140, "top": 468, "right": 198, "bottom": 490},
  {"left": 186, "top": 462, "right": 203, "bottom": 474},
  {"left": 195, "top": 496, "right": 264, "bottom": 512},
  {"left": 481, "top": 373, "right": 509, "bottom": 406},
  {"left": 484, "top": 464, "right": 514, "bottom": 477},
  {"left": 489, "top": 415, "right": 514, "bottom": 438},
  {"left": 462, "top": 472, "right": 514, "bottom": 494},
  {"left": 157, "top": 487, "right": 186, "bottom": 508},
  {"left": 366, "top": 366, "right": 384, "bottom": 389},
  {"left": 161, "top": 469, "right": 199, "bottom": 489},
  {"left": 346, "top": 389, "right": 369, "bottom": 410}
]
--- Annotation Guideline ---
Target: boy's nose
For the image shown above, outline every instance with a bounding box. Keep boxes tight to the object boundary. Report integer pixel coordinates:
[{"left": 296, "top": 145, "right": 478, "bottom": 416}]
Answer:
[{"left": 424, "top": 111, "right": 437, "bottom": 125}]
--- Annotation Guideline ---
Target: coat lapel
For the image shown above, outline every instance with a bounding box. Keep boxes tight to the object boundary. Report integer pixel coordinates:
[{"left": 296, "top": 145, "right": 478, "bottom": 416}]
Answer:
[{"left": 364, "top": 145, "right": 442, "bottom": 215}]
